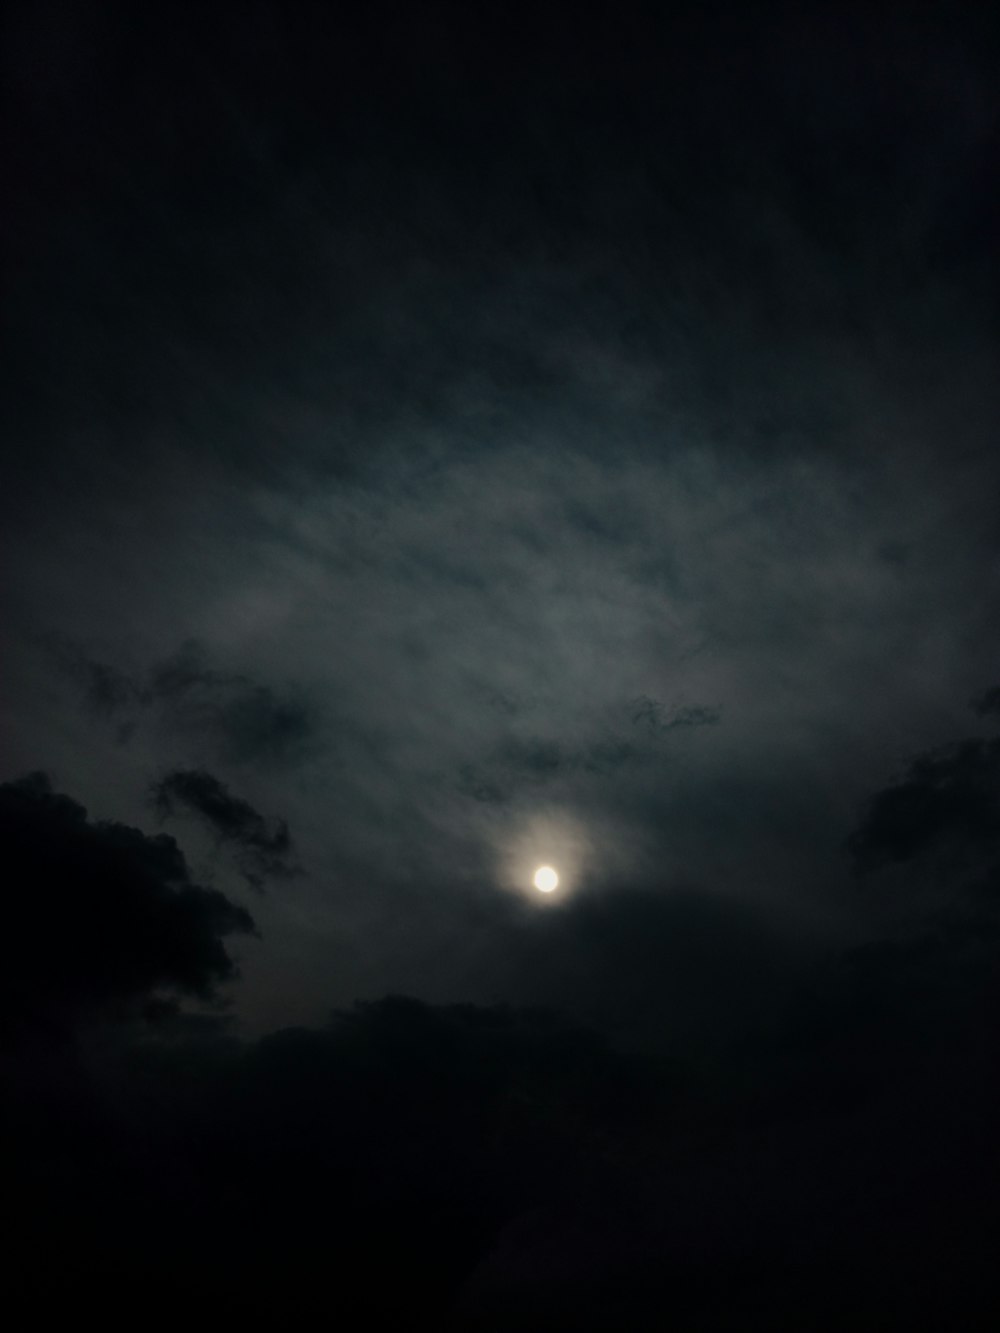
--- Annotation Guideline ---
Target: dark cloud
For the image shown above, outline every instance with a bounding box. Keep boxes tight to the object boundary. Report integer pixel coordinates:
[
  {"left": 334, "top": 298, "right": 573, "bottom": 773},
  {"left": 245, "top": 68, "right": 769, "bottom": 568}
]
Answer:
[
  {"left": 150, "top": 641, "right": 319, "bottom": 765},
  {"left": 150, "top": 767, "right": 298, "bottom": 888},
  {"left": 458, "top": 735, "right": 625, "bottom": 804},
  {"left": 4, "top": 723, "right": 1000, "bottom": 1328},
  {"left": 7, "top": 974, "right": 999, "bottom": 1329},
  {"left": 43, "top": 634, "right": 148, "bottom": 742},
  {"left": 847, "top": 732, "right": 1000, "bottom": 873},
  {"left": 5, "top": 992, "right": 674, "bottom": 1324},
  {"left": 62, "top": 652, "right": 142, "bottom": 718},
  {"left": 0, "top": 772, "right": 255, "bottom": 1041},
  {"left": 628, "top": 696, "right": 721, "bottom": 735},
  {"left": 50, "top": 637, "right": 319, "bottom": 766},
  {"left": 507, "top": 886, "right": 812, "bottom": 1057},
  {"left": 972, "top": 685, "right": 1000, "bottom": 717},
  {"left": 830, "top": 699, "right": 1000, "bottom": 1126},
  {"left": 456, "top": 698, "right": 719, "bottom": 804}
]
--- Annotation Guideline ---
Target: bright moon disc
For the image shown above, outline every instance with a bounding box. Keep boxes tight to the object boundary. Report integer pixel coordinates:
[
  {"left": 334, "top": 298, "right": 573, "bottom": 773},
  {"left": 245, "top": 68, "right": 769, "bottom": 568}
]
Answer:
[{"left": 534, "top": 865, "right": 559, "bottom": 893}]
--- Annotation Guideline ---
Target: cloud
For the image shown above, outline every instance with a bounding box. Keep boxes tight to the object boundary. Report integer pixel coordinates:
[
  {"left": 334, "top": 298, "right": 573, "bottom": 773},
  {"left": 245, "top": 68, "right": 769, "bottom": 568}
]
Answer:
[
  {"left": 150, "top": 640, "right": 319, "bottom": 765},
  {"left": 0, "top": 772, "right": 256, "bottom": 1041},
  {"left": 3, "top": 742, "right": 998, "bottom": 1328},
  {"left": 3, "top": 6, "right": 999, "bottom": 1323},
  {"left": 50, "top": 637, "right": 319, "bottom": 766},
  {"left": 150, "top": 767, "right": 299, "bottom": 888},
  {"left": 847, "top": 733, "right": 1000, "bottom": 873},
  {"left": 63, "top": 653, "right": 143, "bottom": 718},
  {"left": 8, "top": 973, "right": 999, "bottom": 1329},
  {"left": 507, "top": 885, "right": 812, "bottom": 1056},
  {"left": 43, "top": 634, "right": 148, "bottom": 742},
  {"left": 5, "top": 990, "right": 677, "bottom": 1323},
  {"left": 456, "top": 697, "right": 719, "bottom": 805},
  {"left": 628, "top": 696, "right": 721, "bottom": 735},
  {"left": 972, "top": 685, "right": 1000, "bottom": 717}
]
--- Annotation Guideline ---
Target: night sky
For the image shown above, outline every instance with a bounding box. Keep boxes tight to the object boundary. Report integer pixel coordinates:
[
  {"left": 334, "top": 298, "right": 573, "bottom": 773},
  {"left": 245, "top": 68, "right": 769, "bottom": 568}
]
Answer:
[{"left": 4, "top": 3, "right": 1000, "bottom": 1327}]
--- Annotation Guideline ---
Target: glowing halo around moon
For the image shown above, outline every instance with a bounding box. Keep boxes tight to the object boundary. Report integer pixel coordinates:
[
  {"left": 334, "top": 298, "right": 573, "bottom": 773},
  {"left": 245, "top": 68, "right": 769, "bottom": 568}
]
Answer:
[
  {"left": 533, "top": 865, "right": 559, "bottom": 893},
  {"left": 493, "top": 811, "right": 587, "bottom": 904}
]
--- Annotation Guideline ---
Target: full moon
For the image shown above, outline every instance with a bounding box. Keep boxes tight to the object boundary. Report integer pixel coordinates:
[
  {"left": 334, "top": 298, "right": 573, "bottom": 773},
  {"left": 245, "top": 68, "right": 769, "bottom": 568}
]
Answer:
[{"left": 533, "top": 865, "right": 559, "bottom": 893}]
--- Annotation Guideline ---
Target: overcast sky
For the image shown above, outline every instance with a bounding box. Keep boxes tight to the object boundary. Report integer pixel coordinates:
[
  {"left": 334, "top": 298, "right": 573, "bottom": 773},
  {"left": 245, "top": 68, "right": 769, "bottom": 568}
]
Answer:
[
  {"left": 4, "top": 2, "right": 1000, "bottom": 1049},
  {"left": 6, "top": 4, "right": 1000, "bottom": 1325}
]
